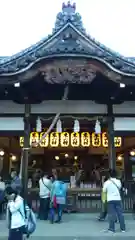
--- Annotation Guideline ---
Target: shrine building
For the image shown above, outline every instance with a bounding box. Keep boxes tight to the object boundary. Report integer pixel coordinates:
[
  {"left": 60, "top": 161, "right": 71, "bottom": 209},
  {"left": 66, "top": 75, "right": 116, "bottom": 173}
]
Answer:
[{"left": 0, "top": 1, "right": 135, "bottom": 198}]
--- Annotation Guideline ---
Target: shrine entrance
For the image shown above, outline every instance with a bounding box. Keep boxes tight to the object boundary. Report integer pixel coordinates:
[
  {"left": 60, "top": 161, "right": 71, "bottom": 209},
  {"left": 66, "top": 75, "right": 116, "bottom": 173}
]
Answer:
[{"left": 18, "top": 122, "right": 123, "bottom": 187}]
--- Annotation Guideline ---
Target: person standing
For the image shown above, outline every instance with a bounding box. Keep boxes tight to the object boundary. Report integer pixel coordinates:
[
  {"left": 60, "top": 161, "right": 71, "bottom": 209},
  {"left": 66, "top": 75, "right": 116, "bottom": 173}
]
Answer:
[
  {"left": 50, "top": 173, "right": 67, "bottom": 223},
  {"left": 39, "top": 173, "right": 52, "bottom": 220},
  {"left": 10, "top": 171, "right": 22, "bottom": 193},
  {"left": 98, "top": 176, "right": 108, "bottom": 221},
  {"left": 0, "top": 176, "right": 5, "bottom": 218},
  {"left": 6, "top": 187, "right": 26, "bottom": 240},
  {"left": 52, "top": 169, "right": 57, "bottom": 181},
  {"left": 102, "top": 169, "right": 125, "bottom": 233},
  {"left": 92, "top": 166, "right": 101, "bottom": 186}
]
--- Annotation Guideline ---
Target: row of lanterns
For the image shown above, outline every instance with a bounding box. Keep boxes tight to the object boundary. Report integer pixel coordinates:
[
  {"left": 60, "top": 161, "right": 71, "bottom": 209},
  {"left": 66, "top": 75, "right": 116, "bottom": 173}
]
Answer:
[
  {"left": 20, "top": 131, "right": 122, "bottom": 148},
  {"left": 32, "top": 118, "right": 121, "bottom": 148}
]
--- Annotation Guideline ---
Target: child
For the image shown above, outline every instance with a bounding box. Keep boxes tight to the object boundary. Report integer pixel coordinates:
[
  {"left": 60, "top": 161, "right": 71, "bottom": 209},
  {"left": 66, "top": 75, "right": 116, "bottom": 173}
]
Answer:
[
  {"left": 98, "top": 176, "right": 108, "bottom": 221},
  {"left": 50, "top": 174, "right": 67, "bottom": 223}
]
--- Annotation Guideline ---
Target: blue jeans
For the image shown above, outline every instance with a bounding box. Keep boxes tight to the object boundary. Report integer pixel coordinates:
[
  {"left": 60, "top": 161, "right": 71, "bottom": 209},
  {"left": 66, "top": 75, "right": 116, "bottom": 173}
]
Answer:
[
  {"left": 50, "top": 204, "right": 63, "bottom": 223},
  {"left": 107, "top": 200, "right": 125, "bottom": 232}
]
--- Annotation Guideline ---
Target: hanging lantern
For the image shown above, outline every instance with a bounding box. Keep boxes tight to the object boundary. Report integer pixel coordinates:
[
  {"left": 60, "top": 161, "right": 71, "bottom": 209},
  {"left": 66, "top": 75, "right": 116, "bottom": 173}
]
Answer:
[
  {"left": 56, "top": 119, "right": 62, "bottom": 133},
  {"left": 36, "top": 117, "right": 42, "bottom": 132},
  {"left": 95, "top": 120, "right": 101, "bottom": 134},
  {"left": 74, "top": 120, "right": 80, "bottom": 132}
]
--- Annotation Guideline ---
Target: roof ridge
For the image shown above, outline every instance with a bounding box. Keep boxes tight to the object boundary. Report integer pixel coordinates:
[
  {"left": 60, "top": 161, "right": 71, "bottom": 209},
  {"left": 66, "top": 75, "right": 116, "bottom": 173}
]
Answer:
[{"left": 0, "top": 1, "right": 135, "bottom": 68}]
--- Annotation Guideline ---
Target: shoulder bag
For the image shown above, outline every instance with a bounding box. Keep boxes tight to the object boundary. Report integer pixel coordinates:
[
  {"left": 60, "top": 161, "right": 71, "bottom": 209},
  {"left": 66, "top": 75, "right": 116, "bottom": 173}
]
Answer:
[
  {"left": 110, "top": 179, "right": 125, "bottom": 197},
  {"left": 42, "top": 179, "right": 51, "bottom": 191}
]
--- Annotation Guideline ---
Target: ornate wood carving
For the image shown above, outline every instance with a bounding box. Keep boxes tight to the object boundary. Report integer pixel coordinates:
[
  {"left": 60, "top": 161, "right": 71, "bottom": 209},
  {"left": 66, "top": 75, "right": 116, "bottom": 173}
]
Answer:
[
  {"left": 39, "top": 59, "right": 123, "bottom": 83},
  {"left": 40, "top": 59, "right": 96, "bottom": 83}
]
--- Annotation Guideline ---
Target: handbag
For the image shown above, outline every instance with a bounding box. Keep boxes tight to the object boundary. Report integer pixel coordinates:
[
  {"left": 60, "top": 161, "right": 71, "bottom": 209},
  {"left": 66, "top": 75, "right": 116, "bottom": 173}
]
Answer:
[
  {"left": 18, "top": 203, "right": 36, "bottom": 236},
  {"left": 53, "top": 195, "right": 57, "bottom": 208},
  {"left": 101, "top": 190, "right": 107, "bottom": 203}
]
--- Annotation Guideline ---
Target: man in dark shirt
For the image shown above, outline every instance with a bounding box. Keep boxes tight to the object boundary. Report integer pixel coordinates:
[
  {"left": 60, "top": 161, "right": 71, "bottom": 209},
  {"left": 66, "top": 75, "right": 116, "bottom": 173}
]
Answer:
[{"left": 10, "top": 171, "right": 22, "bottom": 192}]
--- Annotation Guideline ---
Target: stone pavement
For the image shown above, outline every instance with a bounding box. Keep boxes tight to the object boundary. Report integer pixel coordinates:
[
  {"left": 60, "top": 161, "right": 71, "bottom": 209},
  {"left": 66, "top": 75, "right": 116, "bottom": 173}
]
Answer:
[{"left": 1, "top": 214, "right": 135, "bottom": 239}]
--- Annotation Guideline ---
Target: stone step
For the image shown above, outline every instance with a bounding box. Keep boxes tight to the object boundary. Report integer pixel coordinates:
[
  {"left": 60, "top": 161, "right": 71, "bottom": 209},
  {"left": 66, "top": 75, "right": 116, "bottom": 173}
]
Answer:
[
  {"left": 0, "top": 237, "right": 135, "bottom": 240},
  {"left": 0, "top": 213, "right": 134, "bottom": 239}
]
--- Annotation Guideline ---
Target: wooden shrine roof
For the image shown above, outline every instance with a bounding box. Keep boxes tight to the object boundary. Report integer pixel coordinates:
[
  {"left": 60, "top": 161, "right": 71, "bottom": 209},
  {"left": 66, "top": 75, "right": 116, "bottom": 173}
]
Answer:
[{"left": 0, "top": 2, "right": 135, "bottom": 85}]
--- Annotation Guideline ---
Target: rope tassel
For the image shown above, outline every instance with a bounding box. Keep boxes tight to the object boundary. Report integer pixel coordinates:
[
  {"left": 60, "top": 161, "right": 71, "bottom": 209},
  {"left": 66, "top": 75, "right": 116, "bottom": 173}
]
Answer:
[
  {"left": 56, "top": 119, "right": 62, "bottom": 133},
  {"left": 36, "top": 117, "right": 42, "bottom": 132},
  {"left": 74, "top": 119, "right": 80, "bottom": 132},
  {"left": 95, "top": 120, "right": 101, "bottom": 134}
]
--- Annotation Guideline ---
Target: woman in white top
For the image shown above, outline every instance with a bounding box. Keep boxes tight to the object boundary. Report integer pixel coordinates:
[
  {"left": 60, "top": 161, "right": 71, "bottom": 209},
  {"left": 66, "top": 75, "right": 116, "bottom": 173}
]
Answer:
[
  {"left": 6, "top": 187, "right": 26, "bottom": 240},
  {"left": 39, "top": 173, "right": 52, "bottom": 220}
]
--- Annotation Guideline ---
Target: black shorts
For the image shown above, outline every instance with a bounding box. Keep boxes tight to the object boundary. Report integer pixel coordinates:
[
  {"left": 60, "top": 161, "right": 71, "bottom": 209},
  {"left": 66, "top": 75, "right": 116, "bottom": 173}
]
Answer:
[{"left": 8, "top": 226, "right": 25, "bottom": 240}]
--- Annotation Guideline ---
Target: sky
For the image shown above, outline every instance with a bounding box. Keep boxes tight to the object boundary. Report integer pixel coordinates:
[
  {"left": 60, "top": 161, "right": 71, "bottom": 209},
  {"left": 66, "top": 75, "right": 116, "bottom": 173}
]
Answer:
[{"left": 0, "top": 0, "right": 135, "bottom": 57}]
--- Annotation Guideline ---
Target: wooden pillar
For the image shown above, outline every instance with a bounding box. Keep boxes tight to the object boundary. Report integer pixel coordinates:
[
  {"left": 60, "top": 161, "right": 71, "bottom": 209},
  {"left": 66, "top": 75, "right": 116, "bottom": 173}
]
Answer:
[
  {"left": 107, "top": 103, "right": 116, "bottom": 170},
  {"left": 123, "top": 151, "right": 131, "bottom": 180},
  {"left": 2, "top": 153, "right": 9, "bottom": 179},
  {"left": 21, "top": 102, "right": 31, "bottom": 199}
]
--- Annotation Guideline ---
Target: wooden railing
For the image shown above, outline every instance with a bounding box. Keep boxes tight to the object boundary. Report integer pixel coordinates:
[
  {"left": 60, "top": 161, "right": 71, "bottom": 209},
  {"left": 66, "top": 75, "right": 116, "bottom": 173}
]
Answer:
[{"left": 27, "top": 183, "right": 135, "bottom": 213}]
